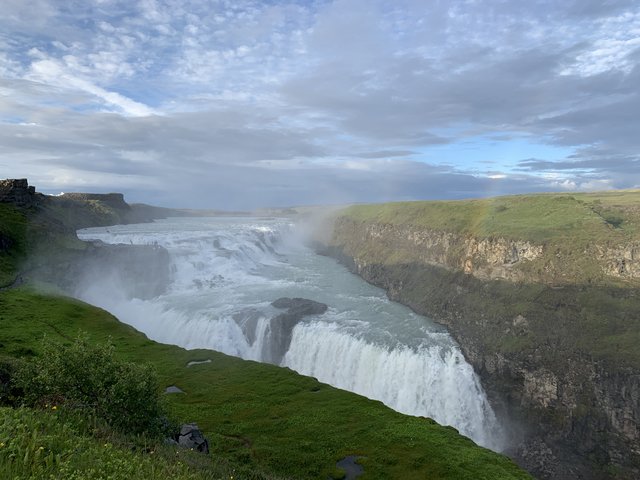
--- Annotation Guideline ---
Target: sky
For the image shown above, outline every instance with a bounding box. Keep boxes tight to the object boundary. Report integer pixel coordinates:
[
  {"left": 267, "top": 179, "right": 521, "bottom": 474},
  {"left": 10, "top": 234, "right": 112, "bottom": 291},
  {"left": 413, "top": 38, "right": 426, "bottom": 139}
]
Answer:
[{"left": 1, "top": 0, "right": 639, "bottom": 209}]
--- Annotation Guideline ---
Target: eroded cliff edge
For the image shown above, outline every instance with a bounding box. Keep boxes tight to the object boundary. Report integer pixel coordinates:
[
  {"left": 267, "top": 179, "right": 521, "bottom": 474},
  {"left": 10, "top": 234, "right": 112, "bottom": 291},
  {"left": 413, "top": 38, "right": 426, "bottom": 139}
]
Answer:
[
  {"left": 0, "top": 179, "right": 172, "bottom": 297},
  {"left": 316, "top": 193, "right": 640, "bottom": 480}
]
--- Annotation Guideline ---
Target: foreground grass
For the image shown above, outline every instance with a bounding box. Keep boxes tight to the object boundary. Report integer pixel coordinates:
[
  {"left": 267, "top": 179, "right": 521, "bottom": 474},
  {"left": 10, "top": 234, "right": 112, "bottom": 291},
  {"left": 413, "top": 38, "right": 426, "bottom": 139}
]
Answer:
[
  {"left": 0, "top": 406, "right": 263, "bottom": 480},
  {"left": 0, "top": 288, "right": 530, "bottom": 479}
]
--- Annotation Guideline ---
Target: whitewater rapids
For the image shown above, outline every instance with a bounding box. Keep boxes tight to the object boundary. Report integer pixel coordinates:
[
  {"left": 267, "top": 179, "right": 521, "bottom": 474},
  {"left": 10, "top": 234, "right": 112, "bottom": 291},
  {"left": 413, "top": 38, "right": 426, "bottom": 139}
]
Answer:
[{"left": 76, "top": 216, "right": 505, "bottom": 451}]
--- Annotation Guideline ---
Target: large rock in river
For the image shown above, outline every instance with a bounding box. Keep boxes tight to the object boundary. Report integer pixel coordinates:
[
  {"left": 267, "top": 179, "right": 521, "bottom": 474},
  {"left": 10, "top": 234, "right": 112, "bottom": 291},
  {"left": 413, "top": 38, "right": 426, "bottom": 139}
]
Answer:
[{"left": 264, "top": 298, "right": 328, "bottom": 365}]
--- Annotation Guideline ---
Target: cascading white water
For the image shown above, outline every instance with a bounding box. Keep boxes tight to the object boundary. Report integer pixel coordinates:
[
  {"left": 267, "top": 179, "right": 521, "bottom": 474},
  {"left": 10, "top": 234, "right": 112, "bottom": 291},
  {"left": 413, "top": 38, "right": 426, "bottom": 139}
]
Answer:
[{"left": 76, "top": 216, "right": 505, "bottom": 451}]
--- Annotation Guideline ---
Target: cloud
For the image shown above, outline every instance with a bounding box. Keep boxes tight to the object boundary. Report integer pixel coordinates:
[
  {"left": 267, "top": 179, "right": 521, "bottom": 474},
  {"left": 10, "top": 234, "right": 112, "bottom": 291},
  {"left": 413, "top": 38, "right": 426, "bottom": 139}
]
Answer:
[
  {"left": 0, "top": 0, "right": 639, "bottom": 208},
  {"left": 354, "top": 150, "right": 417, "bottom": 159}
]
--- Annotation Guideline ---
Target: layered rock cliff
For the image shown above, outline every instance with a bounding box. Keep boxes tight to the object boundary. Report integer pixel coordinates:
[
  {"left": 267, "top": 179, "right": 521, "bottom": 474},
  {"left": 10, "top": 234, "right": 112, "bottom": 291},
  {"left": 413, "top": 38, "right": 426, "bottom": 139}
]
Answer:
[
  {"left": 0, "top": 179, "right": 172, "bottom": 297},
  {"left": 0, "top": 178, "right": 40, "bottom": 207},
  {"left": 318, "top": 197, "right": 640, "bottom": 480}
]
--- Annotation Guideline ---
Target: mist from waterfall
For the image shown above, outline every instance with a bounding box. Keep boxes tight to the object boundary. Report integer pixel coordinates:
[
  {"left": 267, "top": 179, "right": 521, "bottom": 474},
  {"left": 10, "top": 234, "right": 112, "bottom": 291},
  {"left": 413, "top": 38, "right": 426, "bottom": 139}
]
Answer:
[{"left": 76, "top": 216, "right": 505, "bottom": 451}]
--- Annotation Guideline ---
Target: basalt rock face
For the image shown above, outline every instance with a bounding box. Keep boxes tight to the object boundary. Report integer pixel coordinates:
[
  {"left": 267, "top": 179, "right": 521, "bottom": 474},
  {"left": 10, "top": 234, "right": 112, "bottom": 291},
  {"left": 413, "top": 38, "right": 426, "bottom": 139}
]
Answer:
[
  {"left": 330, "top": 216, "right": 640, "bottom": 285},
  {"left": 319, "top": 217, "right": 640, "bottom": 480},
  {"left": 32, "top": 241, "right": 173, "bottom": 301},
  {"left": 266, "top": 298, "right": 328, "bottom": 364},
  {"left": 358, "top": 220, "right": 544, "bottom": 282},
  {"left": 232, "top": 298, "right": 328, "bottom": 365},
  {"left": 0, "top": 179, "right": 41, "bottom": 207}
]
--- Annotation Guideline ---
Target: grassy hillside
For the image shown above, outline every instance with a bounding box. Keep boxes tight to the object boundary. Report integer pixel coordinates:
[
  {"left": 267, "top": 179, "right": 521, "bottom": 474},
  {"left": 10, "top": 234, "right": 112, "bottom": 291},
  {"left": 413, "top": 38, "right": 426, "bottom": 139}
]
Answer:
[
  {"left": 0, "top": 406, "right": 260, "bottom": 480},
  {"left": 341, "top": 191, "right": 640, "bottom": 244},
  {"left": 0, "top": 195, "right": 144, "bottom": 288},
  {"left": 0, "top": 288, "right": 531, "bottom": 480},
  {"left": 333, "top": 191, "right": 640, "bottom": 287}
]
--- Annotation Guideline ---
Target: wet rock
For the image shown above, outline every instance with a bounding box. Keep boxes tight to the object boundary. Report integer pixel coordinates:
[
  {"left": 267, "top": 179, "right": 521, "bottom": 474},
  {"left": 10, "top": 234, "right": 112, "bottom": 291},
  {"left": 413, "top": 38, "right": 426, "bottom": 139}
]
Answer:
[
  {"left": 271, "top": 297, "right": 328, "bottom": 315},
  {"left": 164, "top": 385, "right": 184, "bottom": 394},
  {"left": 264, "top": 298, "right": 328, "bottom": 364},
  {"left": 232, "top": 308, "right": 264, "bottom": 345}
]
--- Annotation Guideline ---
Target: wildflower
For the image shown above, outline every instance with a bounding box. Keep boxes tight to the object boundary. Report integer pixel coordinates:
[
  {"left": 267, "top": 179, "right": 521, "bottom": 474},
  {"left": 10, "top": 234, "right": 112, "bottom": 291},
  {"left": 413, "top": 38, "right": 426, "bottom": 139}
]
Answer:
[
  {"left": 39, "top": 446, "right": 44, "bottom": 450},
  {"left": 0, "top": 442, "right": 5, "bottom": 448},
  {"left": 52, "top": 406, "right": 57, "bottom": 411}
]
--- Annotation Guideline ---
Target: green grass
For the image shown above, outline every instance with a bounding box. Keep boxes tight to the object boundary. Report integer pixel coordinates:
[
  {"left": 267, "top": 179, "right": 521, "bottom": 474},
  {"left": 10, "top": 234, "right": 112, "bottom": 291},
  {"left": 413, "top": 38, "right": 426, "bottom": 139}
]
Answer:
[
  {"left": 0, "top": 406, "right": 262, "bottom": 480},
  {"left": 341, "top": 191, "right": 640, "bottom": 243},
  {"left": 332, "top": 191, "right": 640, "bottom": 287},
  {"left": 0, "top": 288, "right": 531, "bottom": 479}
]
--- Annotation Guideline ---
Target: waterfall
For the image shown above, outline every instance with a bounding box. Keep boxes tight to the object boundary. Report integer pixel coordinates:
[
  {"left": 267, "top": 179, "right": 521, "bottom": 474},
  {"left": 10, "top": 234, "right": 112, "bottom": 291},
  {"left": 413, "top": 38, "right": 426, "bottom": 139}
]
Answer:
[{"left": 75, "top": 216, "right": 505, "bottom": 451}]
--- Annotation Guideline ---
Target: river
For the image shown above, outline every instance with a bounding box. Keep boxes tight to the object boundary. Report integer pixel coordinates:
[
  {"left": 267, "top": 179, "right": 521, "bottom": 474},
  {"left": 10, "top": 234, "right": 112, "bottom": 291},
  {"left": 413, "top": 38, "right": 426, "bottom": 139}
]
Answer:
[{"left": 76, "top": 216, "right": 505, "bottom": 451}]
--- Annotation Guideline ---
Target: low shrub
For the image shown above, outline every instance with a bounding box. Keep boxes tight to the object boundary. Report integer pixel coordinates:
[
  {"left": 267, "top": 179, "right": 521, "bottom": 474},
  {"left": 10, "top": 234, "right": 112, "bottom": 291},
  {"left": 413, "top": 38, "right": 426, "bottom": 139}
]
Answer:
[{"left": 15, "top": 334, "right": 165, "bottom": 436}]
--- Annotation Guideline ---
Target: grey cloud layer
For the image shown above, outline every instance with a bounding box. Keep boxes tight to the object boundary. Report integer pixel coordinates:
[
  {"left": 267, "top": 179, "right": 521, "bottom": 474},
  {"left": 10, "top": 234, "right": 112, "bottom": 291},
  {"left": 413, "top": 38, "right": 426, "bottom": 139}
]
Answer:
[{"left": 1, "top": 0, "right": 639, "bottom": 208}]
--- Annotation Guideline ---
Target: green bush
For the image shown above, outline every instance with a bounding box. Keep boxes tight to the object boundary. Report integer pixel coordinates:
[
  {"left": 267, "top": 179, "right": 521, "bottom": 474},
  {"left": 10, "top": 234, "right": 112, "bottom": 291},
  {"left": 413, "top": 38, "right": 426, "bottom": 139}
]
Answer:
[{"left": 15, "top": 334, "right": 165, "bottom": 435}]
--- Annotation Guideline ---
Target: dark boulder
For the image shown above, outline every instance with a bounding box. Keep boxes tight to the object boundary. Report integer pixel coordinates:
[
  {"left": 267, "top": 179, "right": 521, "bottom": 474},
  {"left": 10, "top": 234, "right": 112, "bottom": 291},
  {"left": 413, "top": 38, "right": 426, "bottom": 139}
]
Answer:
[
  {"left": 271, "top": 297, "right": 328, "bottom": 315},
  {"left": 264, "top": 298, "right": 328, "bottom": 364},
  {"left": 176, "top": 423, "right": 209, "bottom": 454},
  {"left": 164, "top": 385, "right": 184, "bottom": 394}
]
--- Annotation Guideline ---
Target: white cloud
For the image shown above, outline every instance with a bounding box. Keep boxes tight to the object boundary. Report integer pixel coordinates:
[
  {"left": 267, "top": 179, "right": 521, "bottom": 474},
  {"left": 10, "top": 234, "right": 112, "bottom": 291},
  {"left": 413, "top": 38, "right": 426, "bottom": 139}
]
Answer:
[
  {"left": 0, "top": 0, "right": 639, "bottom": 207},
  {"left": 27, "top": 58, "right": 155, "bottom": 116},
  {"left": 561, "top": 10, "right": 640, "bottom": 76}
]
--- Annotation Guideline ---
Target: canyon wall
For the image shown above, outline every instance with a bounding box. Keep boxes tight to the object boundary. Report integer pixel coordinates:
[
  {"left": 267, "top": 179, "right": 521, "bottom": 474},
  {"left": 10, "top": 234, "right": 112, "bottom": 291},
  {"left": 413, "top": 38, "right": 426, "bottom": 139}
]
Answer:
[{"left": 319, "top": 213, "right": 640, "bottom": 480}]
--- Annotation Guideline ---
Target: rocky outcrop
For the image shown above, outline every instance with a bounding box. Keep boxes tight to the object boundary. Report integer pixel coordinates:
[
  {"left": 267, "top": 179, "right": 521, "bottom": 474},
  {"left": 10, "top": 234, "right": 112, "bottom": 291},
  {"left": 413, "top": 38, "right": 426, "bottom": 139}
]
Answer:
[
  {"left": 28, "top": 241, "right": 173, "bottom": 301},
  {"left": 265, "top": 298, "right": 328, "bottom": 364},
  {"left": 332, "top": 216, "right": 640, "bottom": 285},
  {"left": 0, "top": 179, "right": 40, "bottom": 207},
  {"left": 341, "top": 218, "right": 544, "bottom": 283},
  {"left": 599, "top": 243, "right": 640, "bottom": 279},
  {"left": 175, "top": 423, "right": 209, "bottom": 454},
  {"left": 320, "top": 217, "right": 640, "bottom": 480},
  {"left": 271, "top": 297, "right": 328, "bottom": 315},
  {"left": 59, "top": 192, "right": 130, "bottom": 211},
  {"left": 233, "top": 298, "right": 328, "bottom": 365}
]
